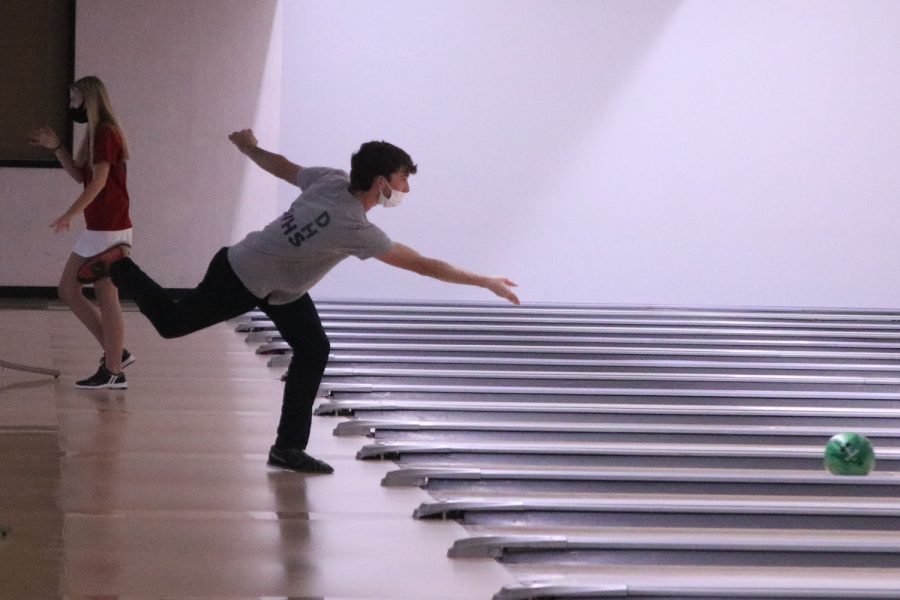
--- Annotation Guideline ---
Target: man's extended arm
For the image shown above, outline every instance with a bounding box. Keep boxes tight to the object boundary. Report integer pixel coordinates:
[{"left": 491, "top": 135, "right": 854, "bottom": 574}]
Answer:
[
  {"left": 376, "top": 242, "right": 520, "bottom": 304},
  {"left": 228, "top": 128, "right": 302, "bottom": 185}
]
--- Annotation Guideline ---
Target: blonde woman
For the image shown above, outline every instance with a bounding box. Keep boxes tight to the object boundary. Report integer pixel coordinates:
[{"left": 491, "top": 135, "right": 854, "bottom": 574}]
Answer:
[{"left": 29, "top": 76, "right": 134, "bottom": 389}]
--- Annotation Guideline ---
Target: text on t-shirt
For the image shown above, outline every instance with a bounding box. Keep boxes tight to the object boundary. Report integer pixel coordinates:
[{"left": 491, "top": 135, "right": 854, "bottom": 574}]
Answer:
[{"left": 280, "top": 210, "right": 331, "bottom": 247}]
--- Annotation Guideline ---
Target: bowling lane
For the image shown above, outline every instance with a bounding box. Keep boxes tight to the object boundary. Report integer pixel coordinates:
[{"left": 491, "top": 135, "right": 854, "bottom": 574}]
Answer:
[
  {"left": 251, "top": 331, "right": 900, "bottom": 351},
  {"left": 326, "top": 354, "right": 900, "bottom": 374},
  {"left": 320, "top": 366, "right": 900, "bottom": 394},
  {"left": 316, "top": 397, "right": 900, "bottom": 425},
  {"left": 265, "top": 343, "right": 900, "bottom": 366},
  {"left": 236, "top": 317, "right": 900, "bottom": 337},
  {"left": 449, "top": 526, "right": 900, "bottom": 568},
  {"left": 413, "top": 492, "right": 900, "bottom": 531},
  {"left": 354, "top": 439, "right": 900, "bottom": 471},
  {"left": 236, "top": 303, "right": 900, "bottom": 320},
  {"left": 334, "top": 418, "right": 900, "bottom": 447},
  {"left": 494, "top": 566, "right": 900, "bottom": 600},
  {"left": 381, "top": 465, "right": 900, "bottom": 498},
  {"left": 235, "top": 307, "right": 900, "bottom": 327}
]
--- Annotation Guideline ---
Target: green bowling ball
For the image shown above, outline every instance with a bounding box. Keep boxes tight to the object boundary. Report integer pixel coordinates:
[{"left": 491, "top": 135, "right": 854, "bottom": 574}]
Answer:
[{"left": 824, "top": 432, "right": 875, "bottom": 475}]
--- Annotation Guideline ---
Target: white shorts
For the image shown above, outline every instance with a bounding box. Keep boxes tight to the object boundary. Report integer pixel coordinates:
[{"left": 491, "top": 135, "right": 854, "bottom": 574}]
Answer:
[{"left": 73, "top": 228, "right": 133, "bottom": 258}]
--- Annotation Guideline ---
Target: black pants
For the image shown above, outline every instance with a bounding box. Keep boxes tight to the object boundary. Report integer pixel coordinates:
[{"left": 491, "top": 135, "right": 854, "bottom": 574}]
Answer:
[{"left": 110, "top": 247, "right": 330, "bottom": 449}]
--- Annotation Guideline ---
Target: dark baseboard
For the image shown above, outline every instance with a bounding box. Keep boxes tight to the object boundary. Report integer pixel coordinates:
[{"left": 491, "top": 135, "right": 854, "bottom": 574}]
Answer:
[
  {"left": 0, "top": 286, "right": 190, "bottom": 302},
  {"left": 0, "top": 286, "right": 59, "bottom": 299}
]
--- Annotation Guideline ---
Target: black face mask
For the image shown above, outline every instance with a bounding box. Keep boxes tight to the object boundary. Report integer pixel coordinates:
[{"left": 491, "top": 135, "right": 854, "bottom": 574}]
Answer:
[{"left": 69, "top": 103, "right": 88, "bottom": 123}]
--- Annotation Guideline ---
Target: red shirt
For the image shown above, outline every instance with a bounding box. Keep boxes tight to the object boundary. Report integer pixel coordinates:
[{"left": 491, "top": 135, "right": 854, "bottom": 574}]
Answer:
[{"left": 82, "top": 123, "right": 131, "bottom": 231}]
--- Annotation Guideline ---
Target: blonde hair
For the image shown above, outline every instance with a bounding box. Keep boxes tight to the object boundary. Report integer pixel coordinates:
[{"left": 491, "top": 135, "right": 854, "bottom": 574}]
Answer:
[{"left": 72, "top": 76, "right": 131, "bottom": 167}]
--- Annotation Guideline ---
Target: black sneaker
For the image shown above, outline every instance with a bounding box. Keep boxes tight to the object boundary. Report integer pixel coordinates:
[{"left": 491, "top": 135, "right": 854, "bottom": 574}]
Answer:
[
  {"left": 101, "top": 349, "right": 135, "bottom": 369},
  {"left": 75, "top": 364, "right": 127, "bottom": 390},
  {"left": 267, "top": 445, "right": 334, "bottom": 473}
]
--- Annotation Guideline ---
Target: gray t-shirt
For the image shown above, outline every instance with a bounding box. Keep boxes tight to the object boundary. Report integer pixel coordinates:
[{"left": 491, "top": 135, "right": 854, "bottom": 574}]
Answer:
[{"left": 227, "top": 167, "right": 392, "bottom": 304}]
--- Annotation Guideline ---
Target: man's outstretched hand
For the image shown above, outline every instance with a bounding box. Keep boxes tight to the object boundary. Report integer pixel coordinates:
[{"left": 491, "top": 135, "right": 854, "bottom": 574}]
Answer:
[
  {"left": 485, "top": 276, "right": 520, "bottom": 305},
  {"left": 228, "top": 129, "right": 258, "bottom": 154}
]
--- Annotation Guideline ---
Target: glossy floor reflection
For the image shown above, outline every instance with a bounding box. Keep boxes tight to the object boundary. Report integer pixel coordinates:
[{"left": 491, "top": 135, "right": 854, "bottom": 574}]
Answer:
[{"left": 0, "top": 305, "right": 514, "bottom": 599}]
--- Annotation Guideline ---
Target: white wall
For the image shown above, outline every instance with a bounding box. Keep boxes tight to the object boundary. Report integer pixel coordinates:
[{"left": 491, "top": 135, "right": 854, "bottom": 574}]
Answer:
[
  {"left": 280, "top": 0, "right": 900, "bottom": 308},
  {"left": 0, "top": 0, "right": 283, "bottom": 288},
  {"left": 4, "top": 1, "right": 900, "bottom": 309}
]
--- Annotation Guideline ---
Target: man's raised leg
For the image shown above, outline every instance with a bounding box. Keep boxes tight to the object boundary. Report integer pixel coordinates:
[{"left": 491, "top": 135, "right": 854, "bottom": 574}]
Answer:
[{"left": 110, "top": 247, "right": 258, "bottom": 339}]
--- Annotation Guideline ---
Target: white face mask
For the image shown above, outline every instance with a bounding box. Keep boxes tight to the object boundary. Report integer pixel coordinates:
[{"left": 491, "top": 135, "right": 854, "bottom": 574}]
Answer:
[{"left": 377, "top": 179, "right": 406, "bottom": 208}]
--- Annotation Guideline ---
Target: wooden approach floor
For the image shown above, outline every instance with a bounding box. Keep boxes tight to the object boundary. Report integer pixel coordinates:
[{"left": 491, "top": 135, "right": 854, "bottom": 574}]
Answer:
[{"left": 0, "top": 304, "right": 515, "bottom": 599}]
